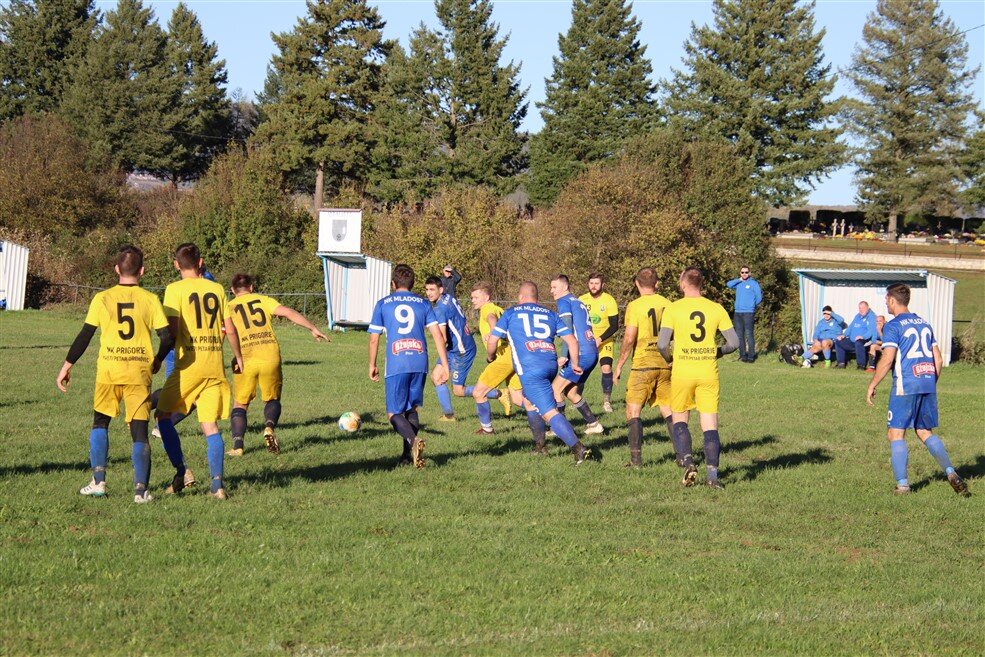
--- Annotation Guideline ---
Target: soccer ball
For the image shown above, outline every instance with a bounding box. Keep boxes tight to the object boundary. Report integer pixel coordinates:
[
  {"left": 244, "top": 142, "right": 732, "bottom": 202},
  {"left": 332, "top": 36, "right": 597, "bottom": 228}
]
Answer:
[{"left": 338, "top": 412, "right": 361, "bottom": 433}]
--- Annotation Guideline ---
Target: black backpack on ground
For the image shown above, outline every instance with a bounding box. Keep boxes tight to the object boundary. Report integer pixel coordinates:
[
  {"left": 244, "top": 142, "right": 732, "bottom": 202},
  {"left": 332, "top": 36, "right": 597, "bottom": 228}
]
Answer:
[{"left": 779, "top": 344, "right": 804, "bottom": 365}]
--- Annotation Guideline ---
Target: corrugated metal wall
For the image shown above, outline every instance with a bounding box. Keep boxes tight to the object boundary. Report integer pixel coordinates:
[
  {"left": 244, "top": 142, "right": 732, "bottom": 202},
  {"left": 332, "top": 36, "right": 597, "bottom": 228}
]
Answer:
[
  {"left": 927, "top": 273, "right": 956, "bottom": 365},
  {"left": 0, "top": 241, "right": 30, "bottom": 310},
  {"left": 799, "top": 274, "right": 822, "bottom": 345},
  {"left": 325, "top": 256, "right": 392, "bottom": 326}
]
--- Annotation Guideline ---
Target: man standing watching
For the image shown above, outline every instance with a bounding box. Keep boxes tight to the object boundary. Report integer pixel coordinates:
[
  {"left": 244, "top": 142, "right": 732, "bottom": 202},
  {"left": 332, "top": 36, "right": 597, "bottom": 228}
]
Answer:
[
  {"left": 579, "top": 273, "right": 619, "bottom": 412},
  {"left": 440, "top": 265, "right": 462, "bottom": 299},
  {"left": 726, "top": 266, "right": 762, "bottom": 363}
]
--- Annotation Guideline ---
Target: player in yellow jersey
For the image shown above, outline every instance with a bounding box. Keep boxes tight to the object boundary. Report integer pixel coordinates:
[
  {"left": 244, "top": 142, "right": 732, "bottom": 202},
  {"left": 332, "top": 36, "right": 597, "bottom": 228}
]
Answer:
[
  {"left": 579, "top": 273, "right": 620, "bottom": 412},
  {"left": 468, "top": 282, "right": 524, "bottom": 434},
  {"left": 56, "top": 246, "right": 174, "bottom": 503},
  {"left": 156, "top": 243, "right": 243, "bottom": 500},
  {"left": 658, "top": 267, "right": 739, "bottom": 489},
  {"left": 227, "top": 273, "right": 328, "bottom": 456},
  {"left": 613, "top": 267, "right": 672, "bottom": 468}
]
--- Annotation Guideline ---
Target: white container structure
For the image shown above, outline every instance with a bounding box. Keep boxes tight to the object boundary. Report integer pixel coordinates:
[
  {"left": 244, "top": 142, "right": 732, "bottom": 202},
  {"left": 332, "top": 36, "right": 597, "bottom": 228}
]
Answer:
[
  {"left": 0, "top": 241, "right": 30, "bottom": 310},
  {"left": 794, "top": 269, "right": 957, "bottom": 365}
]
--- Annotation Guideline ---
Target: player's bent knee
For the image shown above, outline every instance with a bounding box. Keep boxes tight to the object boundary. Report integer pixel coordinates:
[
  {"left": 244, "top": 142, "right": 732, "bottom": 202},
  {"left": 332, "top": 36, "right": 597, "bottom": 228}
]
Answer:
[{"left": 92, "top": 411, "right": 111, "bottom": 430}]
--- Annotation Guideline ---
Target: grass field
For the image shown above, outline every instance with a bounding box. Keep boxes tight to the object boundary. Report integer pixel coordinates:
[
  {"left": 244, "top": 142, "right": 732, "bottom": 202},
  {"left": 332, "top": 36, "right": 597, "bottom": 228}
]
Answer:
[{"left": 1, "top": 309, "right": 983, "bottom": 656}]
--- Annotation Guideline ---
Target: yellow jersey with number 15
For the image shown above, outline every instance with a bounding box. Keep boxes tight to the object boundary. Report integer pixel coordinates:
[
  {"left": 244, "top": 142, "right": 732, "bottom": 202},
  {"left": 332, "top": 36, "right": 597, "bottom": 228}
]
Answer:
[
  {"left": 624, "top": 293, "right": 671, "bottom": 370},
  {"left": 661, "top": 296, "right": 733, "bottom": 379},
  {"left": 84, "top": 285, "right": 168, "bottom": 386},
  {"left": 579, "top": 292, "right": 617, "bottom": 341},
  {"left": 163, "top": 277, "right": 230, "bottom": 381},
  {"left": 479, "top": 301, "right": 508, "bottom": 357},
  {"left": 229, "top": 293, "right": 282, "bottom": 363}
]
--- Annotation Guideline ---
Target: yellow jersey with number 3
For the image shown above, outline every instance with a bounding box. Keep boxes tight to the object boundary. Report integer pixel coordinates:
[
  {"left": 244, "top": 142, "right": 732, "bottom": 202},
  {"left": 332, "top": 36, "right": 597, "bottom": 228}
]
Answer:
[
  {"left": 661, "top": 296, "right": 733, "bottom": 379},
  {"left": 624, "top": 293, "right": 671, "bottom": 369},
  {"left": 579, "top": 292, "right": 617, "bottom": 341},
  {"left": 84, "top": 285, "right": 168, "bottom": 385},
  {"left": 163, "top": 277, "right": 229, "bottom": 381},
  {"left": 229, "top": 293, "right": 282, "bottom": 363},
  {"left": 479, "top": 301, "right": 508, "bottom": 357}
]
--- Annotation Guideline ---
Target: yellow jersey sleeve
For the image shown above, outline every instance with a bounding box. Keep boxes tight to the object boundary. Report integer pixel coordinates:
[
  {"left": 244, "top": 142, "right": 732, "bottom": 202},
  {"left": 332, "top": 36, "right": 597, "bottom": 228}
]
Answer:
[
  {"left": 165, "top": 278, "right": 229, "bottom": 380},
  {"left": 90, "top": 286, "right": 165, "bottom": 385},
  {"left": 230, "top": 293, "right": 281, "bottom": 363}
]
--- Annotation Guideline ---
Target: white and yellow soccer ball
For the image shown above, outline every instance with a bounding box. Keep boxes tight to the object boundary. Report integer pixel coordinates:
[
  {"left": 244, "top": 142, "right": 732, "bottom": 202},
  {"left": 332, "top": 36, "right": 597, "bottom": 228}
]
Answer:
[{"left": 337, "top": 412, "right": 362, "bottom": 433}]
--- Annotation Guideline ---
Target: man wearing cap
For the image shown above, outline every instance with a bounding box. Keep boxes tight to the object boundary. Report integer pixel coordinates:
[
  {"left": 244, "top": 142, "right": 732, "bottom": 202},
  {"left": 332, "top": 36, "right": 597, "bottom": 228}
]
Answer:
[
  {"left": 440, "top": 265, "right": 462, "bottom": 299},
  {"left": 802, "top": 306, "right": 846, "bottom": 368}
]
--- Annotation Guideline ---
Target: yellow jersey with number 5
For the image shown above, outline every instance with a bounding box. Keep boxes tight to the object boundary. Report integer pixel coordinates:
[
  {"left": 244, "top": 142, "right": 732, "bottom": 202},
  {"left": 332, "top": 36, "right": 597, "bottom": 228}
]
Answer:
[
  {"left": 229, "top": 293, "right": 282, "bottom": 363},
  {"left": 163, "top": 277, "right": 230, "bottom": 380},
  {"left": 624, "top": 293, "right": 671, "bottom": 369},
  {"left": 84, "top": 285, "right": 168, "bottom": 385},
  {"left": 661, "top": 296, "right": 733, "bottom": 379}
]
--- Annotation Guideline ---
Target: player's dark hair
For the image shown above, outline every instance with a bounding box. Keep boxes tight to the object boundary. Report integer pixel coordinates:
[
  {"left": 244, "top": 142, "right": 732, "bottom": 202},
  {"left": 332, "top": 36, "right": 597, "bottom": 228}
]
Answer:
[
  {"left": 117, "top": 245, "right": 143, "bottom": 276},
  {"left": 552, "top": 274, "right": 570, "bottom": 288},
  {"left": 587, "top": 272, "right": 604, "bottom": 283},
  {"left": 473, "top": 281, "right": 493, "bottom": 297},
  {"left": 519, "top": 281, "right": 539, "bottom": 301},
  {"left": 231, "top": 273, "right": 253, "bottom": 291},
  {"left": 392, "top": 264, "right": 415, "bottom": 290},
  {"left": 424, "top": 276, "right": 443, "bottom": 289},
  {"left": 822, "top": 305, "right": 833, "bottom": 312},
  {"left": 635, "top": 267, "right": 658, "bottom": 289},
  {"left": 886, "top": 283, "right": 910, "bottom": 306},
  {"left": 174, "top": 243, "right": 201, "bottom": 270},
  {"left": 681, "top": 266, "right": 704, "bottom": 289}
]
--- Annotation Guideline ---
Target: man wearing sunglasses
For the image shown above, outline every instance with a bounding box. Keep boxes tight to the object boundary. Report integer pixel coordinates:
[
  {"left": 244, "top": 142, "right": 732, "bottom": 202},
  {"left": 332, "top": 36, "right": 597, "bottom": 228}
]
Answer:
[{"left": 726, "top": 266, "right": 763, "bottom": 362}]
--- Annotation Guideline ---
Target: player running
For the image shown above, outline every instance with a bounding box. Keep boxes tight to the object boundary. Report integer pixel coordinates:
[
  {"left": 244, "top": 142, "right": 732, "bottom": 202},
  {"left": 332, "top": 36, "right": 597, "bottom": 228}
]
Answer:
[
  {"left": 550, "top": 275, "right": 604, "bottom": 435},
  {"left": 424, "top": 276, "right": 477, "bottom": 421},
  {"left": 156, "top": 243, "right": 243, "bottom": 500},
  {"left": 488, "top": 282, "right": 591, "bottom": 464},
  {"left": 579, "top": 273, "right": 620, "bottom": 412},
  {"left": 613, "top": 267, "right": 673, "bottom": 468},
  {"left": 56, "top": 246, "right": 173, "bottom": 503},
  {"left": 226, "top": 273, "right": 328, "bottom": 457},
  {"left": 368, "top": 265, "right": 450, "bottom": 467},
  {"left": 469, "top": 282, "right": 524, "bottom": 435},
  {"left": 866, "top": 283, "right": 968, "bottom": 496},
  {"left": 658, "top": 267, "right": 739, "bottom": 489}
]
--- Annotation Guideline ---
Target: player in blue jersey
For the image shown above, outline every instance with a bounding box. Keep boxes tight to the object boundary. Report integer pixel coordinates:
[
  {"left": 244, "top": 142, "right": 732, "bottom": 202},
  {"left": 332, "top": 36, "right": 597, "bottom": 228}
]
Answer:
[
  {"left": 550, "top": 275, "right": 604, "bottom": 435},
  {"left": 866, "top": 283, "right": 968, "bottom": 496},
  {"left": 488, "top": 281, "right": 592, "bottom": 464},
  {"left": 368, "top": 265, "right": 450, "bottom": 467},
  {"left": 424, "top": 276, "right": 477, "bottom": 421}
]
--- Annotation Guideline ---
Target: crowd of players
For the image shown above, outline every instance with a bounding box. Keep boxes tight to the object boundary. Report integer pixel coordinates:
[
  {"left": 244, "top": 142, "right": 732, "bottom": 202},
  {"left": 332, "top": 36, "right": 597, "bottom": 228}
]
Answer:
[{"left": 56, "top": 242, "right": 970, "bottom": 502}]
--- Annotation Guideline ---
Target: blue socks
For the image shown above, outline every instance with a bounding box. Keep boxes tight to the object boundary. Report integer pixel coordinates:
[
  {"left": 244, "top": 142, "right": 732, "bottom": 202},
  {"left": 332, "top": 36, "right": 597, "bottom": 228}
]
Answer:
[
  {"left": 89, "top": 427, "right": 108, "bottom": 484},
  {"left": 890, "top": 439, "right": 909, "bottom": 486},
  {"left": 548, "top": 415, "right": 578, "bottom": 447},
  {"left": 206, "top": 433, "right": 224, "bottom": 493},
  {"left": 435, "top": 384, "right": 454, "bottom": 415},
  {"left": 476, "top": 401, "right": 492, "bottom": 429},
  {"left": 822, "top": 348, "right": 831, "bottom": 361},
  {"left": 923, "top": 435, "right": 955, "bottom": 475},
  {"left": 157, "top": 418, "right": 185, "bottom": 475},
  {"left": 132, "top": 442, "right": 151, "bottom": 493},
  {"left": 485, "top": 389, "right": 500, "bottom": 399}
]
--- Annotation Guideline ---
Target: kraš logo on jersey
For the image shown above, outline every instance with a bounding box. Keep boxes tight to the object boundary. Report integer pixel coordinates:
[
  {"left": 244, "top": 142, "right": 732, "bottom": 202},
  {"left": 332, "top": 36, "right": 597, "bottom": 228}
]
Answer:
[
  {"left": 912, "top": 362, "right": 936, "bottom": 377},
  {"left": 525, "top": 340, "right": 556, "bottom": 353},
  {"left": 392, "top": 338, "right": 424, "bottom": 355}
]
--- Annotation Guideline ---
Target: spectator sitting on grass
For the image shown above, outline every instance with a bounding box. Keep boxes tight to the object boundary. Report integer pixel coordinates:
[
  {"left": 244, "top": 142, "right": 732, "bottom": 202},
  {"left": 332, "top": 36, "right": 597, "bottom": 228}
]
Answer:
[
  {"left": 803, "top": 306, "right": 846, "bottom": 369},
  {"left": 834, "top": 301, "right": 878, "bottom": 369}
]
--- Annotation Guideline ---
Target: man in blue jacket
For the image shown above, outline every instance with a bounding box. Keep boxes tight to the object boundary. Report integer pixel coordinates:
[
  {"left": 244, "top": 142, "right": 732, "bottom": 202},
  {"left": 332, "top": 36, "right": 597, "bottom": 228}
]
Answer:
[
  {"left": 802, "top": 306, "right": 847, "bottom": 368},
  {"left": 835, "top": 301, "right": 878, "bottom": 369},
  {"left": 726, "top": 265, "right": 763, "bottom": 362}
]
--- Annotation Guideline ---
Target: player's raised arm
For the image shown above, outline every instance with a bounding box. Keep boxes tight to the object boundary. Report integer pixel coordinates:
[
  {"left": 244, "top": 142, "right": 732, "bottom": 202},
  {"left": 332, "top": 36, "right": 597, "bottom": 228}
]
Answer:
[{"left": 274, "top": 305, "right": 329, "bottom": 342}]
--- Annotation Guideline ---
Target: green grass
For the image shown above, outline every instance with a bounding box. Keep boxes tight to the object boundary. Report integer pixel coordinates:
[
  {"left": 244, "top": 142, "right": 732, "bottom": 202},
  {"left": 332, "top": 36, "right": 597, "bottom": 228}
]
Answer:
[{"left": 1, "top": 309, "right": 983, "bottom": 656}]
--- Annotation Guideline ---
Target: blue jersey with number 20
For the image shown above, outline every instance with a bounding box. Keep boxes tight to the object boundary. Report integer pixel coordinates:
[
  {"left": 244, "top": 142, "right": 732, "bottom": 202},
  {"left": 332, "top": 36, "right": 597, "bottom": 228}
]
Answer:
[
  {"left": 881, "top": 312, "right": 938, "bottom": 396},
  {"left": 369, "top": 293, "right": 438, "bottom": 377},
  {"left": 491, "top": 303, "right": 570, "bottom": 376}
]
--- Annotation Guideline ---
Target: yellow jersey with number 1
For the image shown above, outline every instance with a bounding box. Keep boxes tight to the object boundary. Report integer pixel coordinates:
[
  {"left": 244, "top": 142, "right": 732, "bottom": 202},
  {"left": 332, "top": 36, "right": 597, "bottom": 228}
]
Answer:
[
  {"left": 479, "top": 301, "right": 508, "bottom": 357},
  {"left": 661, "top": 296, "right": 733, "bottom": 379},
  {"left": 163, "top": 277, "right": 230, "bottom": 381},
  {"left": 624, "top": 293, "right": 671, "bottom": 369},
  {"left": 579, "top": 292, "right": 617, "bottom": 341},
  {"left": 84, "top": 285, "right": 168, "bottom": 386},
  {"left": 229, "top": 293, "right": 282, "bottom": 363}
]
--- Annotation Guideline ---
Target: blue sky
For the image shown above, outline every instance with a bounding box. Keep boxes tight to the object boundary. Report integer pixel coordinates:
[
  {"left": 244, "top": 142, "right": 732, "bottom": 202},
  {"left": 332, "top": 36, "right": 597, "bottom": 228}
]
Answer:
[{"left": 131, "top": 0, "right": 983, "bottom": 204}]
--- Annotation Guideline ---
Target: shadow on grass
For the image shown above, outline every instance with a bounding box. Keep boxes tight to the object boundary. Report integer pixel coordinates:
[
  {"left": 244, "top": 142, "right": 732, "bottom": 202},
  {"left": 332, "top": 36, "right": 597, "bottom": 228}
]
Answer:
[
  {"left": 722, "top": 434, "right": 779, "bottom": 454},
  {"left": 720, "top": 447, "right": 833, "bottom": 483},
  {"left": 0, "top": 455, "right": 129, "bottom": 478},
  {"left": 282, "top": 360, "right": 320, "bottom": 366},
  {"left": 0, "top": 344, "right": 70, "bottom": 350},
  {"left": 0, "top": 399, "right": 40, "bottom": 409},
  {"left": 909, "top": 454, "right": 985, "bottom": 492}
]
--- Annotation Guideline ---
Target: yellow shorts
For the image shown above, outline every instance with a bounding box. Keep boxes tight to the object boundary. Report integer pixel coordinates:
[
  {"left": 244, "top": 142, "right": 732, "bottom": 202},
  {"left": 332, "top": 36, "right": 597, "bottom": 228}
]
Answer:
[
  {"left": 598, "top": 340, "right": 614, "bottom": 361},
  {"left": 477, "top": 352, "right": 523, "bottom": 391},
  {"left": 233, "top": 360, "right": 283, "bottom": 405},
  {"left": 670, "top": 377, "right": 720, "bottom": 414},
  {"left": 625, "top": 368, "right": 671, "bottom": 408},
  {"left": 93, "top": 383, "right": 152, "bottom": 423},
  {"left": 158, "top": 374, "right": 231, "bottom": 423}
]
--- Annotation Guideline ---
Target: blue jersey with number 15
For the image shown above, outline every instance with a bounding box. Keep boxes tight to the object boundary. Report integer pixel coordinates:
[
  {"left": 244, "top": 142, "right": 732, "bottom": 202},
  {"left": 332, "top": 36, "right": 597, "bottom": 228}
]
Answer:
[
  {"left": 881, "top": 312, "right": 938, "bottom": 396},
  {"left": 491, "top": 303, "right": 570, "bottom": 376},
  {"left": 369, "top": 293, "right": 438, "bottom": 377}
]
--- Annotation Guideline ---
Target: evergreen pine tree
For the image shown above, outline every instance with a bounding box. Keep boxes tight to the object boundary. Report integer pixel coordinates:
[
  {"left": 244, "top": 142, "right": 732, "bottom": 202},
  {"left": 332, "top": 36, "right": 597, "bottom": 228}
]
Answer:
[
  {"left": 164, "top": 2, "right": 232, "bottom": 184},
  {"left": 60, "top": 0, "right": 182, "bottom": 172},
  {"left": 528, "top": 0, "right": 656, "bottom": 205},
  {"left": 958, "top": 112, "right": 985, "bottom": 212},
  {"left": 845, "top": 0, "right": 979, "bottom": 238},
  {"left": 0, "top": 0, "right": 96, "bottom": 120},
  {"left": 664, "top": 0, "right": 844, "bottom": 207},
  {"left": 255, "top": 0, "right": 390, "bottom": 210}
]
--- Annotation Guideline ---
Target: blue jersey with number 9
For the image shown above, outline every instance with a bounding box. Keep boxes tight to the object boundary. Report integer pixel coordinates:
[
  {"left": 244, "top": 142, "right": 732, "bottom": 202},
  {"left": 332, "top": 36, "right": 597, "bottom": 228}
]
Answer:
[
  {"left": 369, "top": 293, "right": 438, "bottom": 377},
  {"left": 491, "top": 303, "right": 570, "bottom": 376},
  {"left": 881, "top": 312, "right": 938, "bottom": 395}
]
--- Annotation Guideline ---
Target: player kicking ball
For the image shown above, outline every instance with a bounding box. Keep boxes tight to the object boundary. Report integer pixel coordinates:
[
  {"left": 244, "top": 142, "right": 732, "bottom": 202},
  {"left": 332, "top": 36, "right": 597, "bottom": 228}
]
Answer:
[
  {"left": 56, "top": 246, "right": 174, "bottom": 503},
  {"left": 424, "top": 277, "right": 477, "bottom": 421},
  {"left": 550, "top": 275, "right": 604, "bottom": 435},
  {"left": 368, "top": 265, "right": 450, "bottom": 467},
  {"left": 226, "top": 273, "right": 328, "bottom": 456},
  {"left": 866, "top": 284, "right": 968, "bottom": 496},
  {"left": 658, "top": 267, "right": 739, "bottom": 489},
  {"left": 488, "top": 282, "right": 591, "bottom": 464},
  {"left": 469, "top": 282, "right": 524, "bottom": 435}
]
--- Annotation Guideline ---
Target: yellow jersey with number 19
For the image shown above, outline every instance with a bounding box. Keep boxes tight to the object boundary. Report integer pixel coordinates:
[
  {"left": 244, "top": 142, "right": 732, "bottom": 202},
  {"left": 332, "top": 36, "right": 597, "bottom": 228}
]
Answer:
[
  {"left": 84, "top": 285, "right": 168, "bottom": 385},
  {"left": 624, "top": 293, "right": 671, "bottom": 369},
  {"left": 661, "top": 296, "right": 733, "bottom": 379},
  {"left": 163, "top": 277, "right": 230, "bottom": 381},
  {"left": 229, "top": 293, "right": 282, "bottom": 363},
  {"left": 479, "top": 301, "right": 508, "bottom": 357}
]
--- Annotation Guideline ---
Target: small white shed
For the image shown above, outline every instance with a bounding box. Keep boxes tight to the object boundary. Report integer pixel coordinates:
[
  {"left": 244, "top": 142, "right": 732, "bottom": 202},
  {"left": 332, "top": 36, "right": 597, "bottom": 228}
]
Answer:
[
  {"left": 0, "top": 241, "right": 30, "bottom": 310},
  {"left": 794, "top": 269, "right": 957, "bottom": 365}
]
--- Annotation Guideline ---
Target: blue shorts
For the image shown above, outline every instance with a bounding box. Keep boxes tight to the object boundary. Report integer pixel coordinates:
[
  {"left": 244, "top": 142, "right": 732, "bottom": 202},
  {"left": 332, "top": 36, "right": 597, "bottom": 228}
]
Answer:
[
  {"left": 440, "top": 350, "right": 476, "bottom": 387},
  {"left": 888, "top": 391, "right": 938, "bottom": 430},
  {"left": 558, "top": 350, "right": 599, "bottom": 385},
  {"left": 385, "top": 372, "right": 426, "bottom": 415},
  {"left": 518, "top": 367, "right": 559, "bottom": 416}
]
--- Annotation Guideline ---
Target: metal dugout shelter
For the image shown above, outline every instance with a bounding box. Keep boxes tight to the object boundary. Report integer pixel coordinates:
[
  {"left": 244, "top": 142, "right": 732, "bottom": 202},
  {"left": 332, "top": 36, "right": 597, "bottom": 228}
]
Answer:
[{"left": 794, "top": 269, "right": 957, "bottom": 365}]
